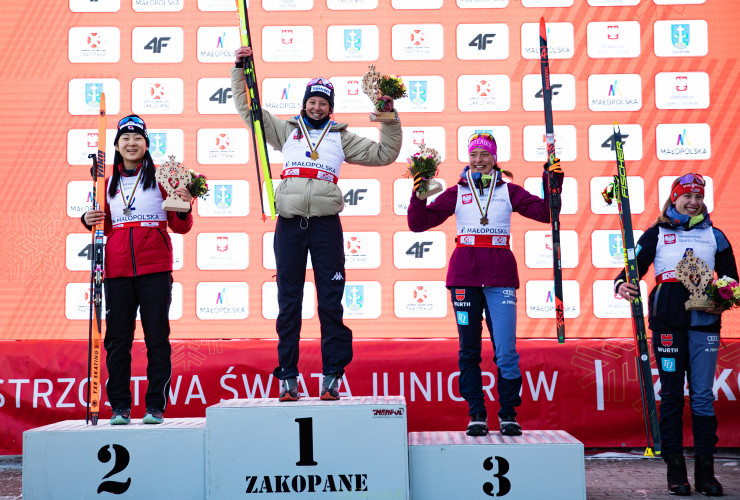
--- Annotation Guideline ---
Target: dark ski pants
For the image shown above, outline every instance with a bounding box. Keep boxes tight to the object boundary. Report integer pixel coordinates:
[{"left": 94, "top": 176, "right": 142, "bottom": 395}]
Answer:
[
  {"left": 103, "top": 272, "right": 173, "bottom": 413},
  {"left": 273, "top": 214, "right": 352, "bottom": 379},
  {"left": 451, "top": 286, "right": 522, "bottom": 417},
  {"left": 652, "top": 328, "right": 720, "bottom": 456}
]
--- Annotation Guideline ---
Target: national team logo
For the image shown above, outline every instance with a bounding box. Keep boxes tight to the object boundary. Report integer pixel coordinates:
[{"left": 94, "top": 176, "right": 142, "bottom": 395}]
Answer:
[
  {"left": 214, "top": 184, "right": 233, "bottom": 209},
  {"left": 281, "top": 30, "right": 293, "bottom": 45},
  {"left": 88, "top": 132, "right": 98, "bottom": 148},
  {"left": 412, "top": 130, "right": 425, "bottom": 145},
  {"left": 456, "top": 311, "right": 469, "bottom": 325},
  {"left": 344, "top": 29, "right": 362, "bottom": 54},
  {"left": 476, "top": 80, "right": 492, "bottom": 97},
  {"left": 675, "top": 76, "right": 688, "bottom": 92},
  {"left": 410, "top": 29, "right": 424, "bottom": 46},
  {"left": 149, "top": 133, "right": 167, "bottom": 156},
  {"left": 347, "top": 80, "right": 360, "bottom": 96},
  {"left": 216, "top": 133, "right": 230, "bottom": 150},
  {"left": 346, "top": 236, "right": 362, "bottom": 254},
  {"left": 345, "top": 284, "right": 364, "bottom": 311},
  {"left": 150, "top": 82, "right": 165, "bottom": 100},
  {"left": 606, "top": 25, "right": 619, "bottom": 40},
  {"left": 462, "top": 193, "right": 473, "bottom": 204},
  {"left": 216, "top": 236, "right": 229, "bottom": 252},
  {"left": 408, "top": 80, "right": 428, "bottom": 106},
  {"left": 671, "top": 24, "right": 690, "bottom": 49},
  {"left": 85, "top": 83, "right": 103, "bottom": 107},
  {"left": 664, "top": 234, "right": 676, "bottom": 245},
  {"left": 609, "top": 233, "right": 623, "bottom": 259},
  {"left": 87, "top": 32, "right": 102, "bottom": 48},
  {"left": 661, "top": 333, "right": 673, "bottom": 347},
  {"left": 412, "top": 285, "right": 428, "bottom": 303},
  {"left": 455, "top": 289, "right": 465, "bottom": 301}
]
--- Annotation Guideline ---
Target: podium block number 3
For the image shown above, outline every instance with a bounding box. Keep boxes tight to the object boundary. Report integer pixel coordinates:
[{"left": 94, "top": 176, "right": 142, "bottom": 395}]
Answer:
[
  {"left": 97, "top": 444, "right": 132, "bottom": 494},
  {"left": 295, "top": 418, "right": 318, "bottom": 467},
  {"left": 482, "top": 456, "right": 511, "bottom": 497}
]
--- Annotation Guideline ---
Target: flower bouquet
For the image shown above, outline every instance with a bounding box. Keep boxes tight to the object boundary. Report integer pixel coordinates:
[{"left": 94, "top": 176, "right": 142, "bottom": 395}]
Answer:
[
  {"left": 708, "top": 275, "right": 740, "bottom": 310},
  {"left": 407, "top": 142, "right": 443, "bottom": 200},
  {"left": 362, "top": 65, "right": 406, "bottom": 123},
  {"left": 187, "top": 169, "right": 209, "bottom": 201}
]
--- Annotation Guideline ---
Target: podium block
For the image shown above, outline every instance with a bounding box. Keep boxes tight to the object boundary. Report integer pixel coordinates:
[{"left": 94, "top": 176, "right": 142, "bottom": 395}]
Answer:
[
  {"left": 409, "top": 430, "right": 585, "bottom": 500},
  {"left": 23, "top": 418, "right": 206, "bottom": 500},
  {"left": 207, "top": 396, "right": 409, "bottom": 499}
]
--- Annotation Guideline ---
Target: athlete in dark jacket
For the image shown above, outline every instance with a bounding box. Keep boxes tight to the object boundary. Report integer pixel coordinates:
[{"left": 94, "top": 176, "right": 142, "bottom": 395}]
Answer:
[
  {"left": 615, "top": 173, "right": 737, "bottom": 496},
  {"left": 82, "top": 115, "right": 193, "bottom": 425}
]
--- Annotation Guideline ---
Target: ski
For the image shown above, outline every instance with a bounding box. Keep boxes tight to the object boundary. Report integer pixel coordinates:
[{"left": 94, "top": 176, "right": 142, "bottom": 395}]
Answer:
[
  {"left": 602, "top": 122, "right": 661, "bottom": 457},
  {"left": 87, "top": 92, "right": 106, "bottom": 425},
  {"left": 236, "top": 0, "right": 276, "bottom": 221},
  {"left": 538, "top": 17, "right": 565, "bottom": 344}
]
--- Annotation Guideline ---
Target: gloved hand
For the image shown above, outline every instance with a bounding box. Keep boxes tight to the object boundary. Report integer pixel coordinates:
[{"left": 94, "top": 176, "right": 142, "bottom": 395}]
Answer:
[
  {"left": 413, "top": 171, "right": 423, "bottom": 193},
  {"left": 544, "top": 157, "right": 563, "bottom": 174}
]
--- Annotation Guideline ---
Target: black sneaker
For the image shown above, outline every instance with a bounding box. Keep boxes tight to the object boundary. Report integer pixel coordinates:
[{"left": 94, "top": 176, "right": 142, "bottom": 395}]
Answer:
[
  {"left": 110, "top": 408, "right": 131, "bottom": 425},
  {"left": 279, "top": 377, "right": 300, "bottom": 402},
  {"left": 320, "top": 373, "right": 341, "bottom": 401},
  {"left": 143, "top": 408, "right": 164, "bottom": 424},
  {"left": 499, "top": 414, "right": 522, "bottom": 436},
  {"left": 466, "top": 412, "right": 488, "bottom": 436}
]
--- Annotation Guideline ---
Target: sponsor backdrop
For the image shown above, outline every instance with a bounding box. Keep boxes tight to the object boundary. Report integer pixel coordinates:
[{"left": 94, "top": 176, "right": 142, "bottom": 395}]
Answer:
[
  {"left": 1, "top": 0, "right": 740, "bottom": 453},
  {"left": 2, "top": 0, "right": 739, "bottom": 341}
]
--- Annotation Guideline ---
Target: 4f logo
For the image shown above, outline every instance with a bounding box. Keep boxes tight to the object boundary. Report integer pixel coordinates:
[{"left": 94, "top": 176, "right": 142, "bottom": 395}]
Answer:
[
  {"left": 144, "top": 37, "right": 170, "bottom": 54},
  {"left": 343, "top": 189, "right": 366, "bottom": 206},
  {"left": 210, "top": 87, "right": 232, "bottom": 104},
  {"left": 601, "top": 133, "right": 629, "bottom": 151},
  {"left": 406, "top": 241, "right": 432, "bottom": 259},
  {"left": 535, "top": 84, "right": 562, "bottom": 98},
  {"left": 469, "top": 33, "right": 495, "bottom": 50},
  {"left": 483, "top": 456, "right": 511, "bottom": 497}
]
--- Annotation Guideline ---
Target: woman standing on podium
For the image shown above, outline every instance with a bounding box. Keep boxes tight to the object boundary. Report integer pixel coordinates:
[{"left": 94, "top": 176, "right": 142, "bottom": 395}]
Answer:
[
  {"left": 82, "top": 115, "right": 194, "bottom": 425},
  {"left": 232, "top": 45, "right": 402, "bottom": 402},
  {"left": 614, "top": 173, "right": 737, "bottom": 496},
  {"left": 407, "top": 133, "right": 563, "bottom": 436}
]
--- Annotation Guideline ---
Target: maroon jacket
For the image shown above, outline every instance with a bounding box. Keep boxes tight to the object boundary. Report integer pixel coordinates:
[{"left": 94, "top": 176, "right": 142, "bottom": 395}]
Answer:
[{"left": 407, "top": 169, "right": 550, "bottom": 288}]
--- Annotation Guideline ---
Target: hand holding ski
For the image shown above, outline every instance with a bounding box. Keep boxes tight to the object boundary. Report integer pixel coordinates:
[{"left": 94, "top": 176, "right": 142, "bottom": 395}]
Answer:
[
  {"left": 236, "top": 0, "right": 276, "bottom": 221},
  {"left": 538, "top": 17, "right": 565, "bottom": 344}
]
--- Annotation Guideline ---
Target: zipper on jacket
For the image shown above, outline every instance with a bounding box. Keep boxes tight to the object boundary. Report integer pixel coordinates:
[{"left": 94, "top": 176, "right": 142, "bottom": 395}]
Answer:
[
  {"left": 158, "top": 229, "right": 171, "bottom": 251},
  {"left": 129, "top": 228, "right": 137, "bottom": 276}
]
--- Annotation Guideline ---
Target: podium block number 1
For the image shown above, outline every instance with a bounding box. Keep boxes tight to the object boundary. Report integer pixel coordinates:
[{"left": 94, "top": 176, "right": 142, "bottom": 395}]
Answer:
[{"left": 295, "top": 417, "right": 318, "bottom": 466}]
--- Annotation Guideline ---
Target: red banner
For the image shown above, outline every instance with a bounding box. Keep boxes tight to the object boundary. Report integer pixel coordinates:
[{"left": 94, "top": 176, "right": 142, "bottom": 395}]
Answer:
[{"left": 2, "top": 338, "right": 739, "bottom": 455}]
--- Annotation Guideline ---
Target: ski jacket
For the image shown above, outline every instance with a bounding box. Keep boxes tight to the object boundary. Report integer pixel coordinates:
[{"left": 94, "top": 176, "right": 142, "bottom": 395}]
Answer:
[
  {"left": 82, "top": 179, "right": 193, "bottom": 279},
  {"left": 231, "top": 67, "right": 402, "bottom": 218},
  {"left": 614, "top": 214, "right": 738, "bottom": 333},
  {"left": 408, "top": 168, "right": 551, "bottom": 288}
]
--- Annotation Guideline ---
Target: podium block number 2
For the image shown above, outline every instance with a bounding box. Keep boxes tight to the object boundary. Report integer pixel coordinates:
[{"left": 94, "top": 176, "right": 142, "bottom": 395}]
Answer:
[
  {"left": 295, "top": 418, "right": 318, "bottom": 467},
  {"left": 97, "top": 444, "right": 132, "bottom": 494}
]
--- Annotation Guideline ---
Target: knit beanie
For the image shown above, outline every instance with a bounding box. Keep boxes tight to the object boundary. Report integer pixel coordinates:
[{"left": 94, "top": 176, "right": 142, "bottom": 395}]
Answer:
[
  {"left": 303, "top": 78, "right": 335, "bottom": 109},
  {"left": 115, "top": 114, "right": 149, "bottom": 146}
]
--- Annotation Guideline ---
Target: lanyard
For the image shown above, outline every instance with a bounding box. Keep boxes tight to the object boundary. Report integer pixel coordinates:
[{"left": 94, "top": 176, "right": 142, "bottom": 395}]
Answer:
[
  {"left": 297, "top": 118, "right": 332, "bottom": 160},
  {"left": 119, "top": 169, "right": 143, "bottom": 216},
  {"left": 465, "top": 169, "right": 498, "bottom": 226}
]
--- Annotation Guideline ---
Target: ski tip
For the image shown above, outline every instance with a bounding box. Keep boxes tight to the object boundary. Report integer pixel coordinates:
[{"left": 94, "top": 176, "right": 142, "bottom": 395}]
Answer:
[
  {"left": 99, "top": 92, "right": 106, "bottom": 113},
  {"left": 540, "top": 17, "right": 546, "bottom": 35},
  {"left": 613, "top": 121, "right": 620, "bottom": 133}
]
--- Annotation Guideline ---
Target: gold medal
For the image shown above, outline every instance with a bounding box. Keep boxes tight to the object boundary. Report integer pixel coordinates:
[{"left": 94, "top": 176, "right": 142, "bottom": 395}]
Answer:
[
  {"left": 480, "top": 217, "right": 488, "bottom": 226},
  {"left": 310, "top": 151, "right": 319, "bottom": 160}
]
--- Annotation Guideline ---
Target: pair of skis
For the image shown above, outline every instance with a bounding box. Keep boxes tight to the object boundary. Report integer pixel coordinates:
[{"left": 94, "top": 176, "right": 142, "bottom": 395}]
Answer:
[
  {"left": 86, "top": 93, "right": 106, "bottom": 425},
  {"left": 602, "top": 124, "right": 662, "bottom": 457},
  {"left": 236, "top": 0, "right": 276, "bottom": 221},
  {"left": 539, "top": 18, "right": 565, "bottom": 344}
]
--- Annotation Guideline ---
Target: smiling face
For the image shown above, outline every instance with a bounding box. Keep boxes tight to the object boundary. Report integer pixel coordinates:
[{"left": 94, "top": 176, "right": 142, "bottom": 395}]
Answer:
[
  {"left": 304, "top": 96, "right": 331, "bottom": 121},
  {"left": 115, "top": 133, "right": 148, "bottom": 168},
  {"left": 674, "top": 192, "right": 704, "bottom": 217},
  {"left": 468, "top": 148, "right": 496, "bottom": 176}
]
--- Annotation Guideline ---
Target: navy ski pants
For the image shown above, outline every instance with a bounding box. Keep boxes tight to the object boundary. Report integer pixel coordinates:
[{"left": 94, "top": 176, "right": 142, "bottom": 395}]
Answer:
[
  {"left": 103, "top": 271, "right": 173, "bottom": 413},
  {"left": 451, "top": 286, "right": 522, "bottom": 417},
  {"left": 273, "top": 214, "right": 353, "bottom": 379},
  {"left": 652, "top": 328, "right": 720, "bottom": 456}
]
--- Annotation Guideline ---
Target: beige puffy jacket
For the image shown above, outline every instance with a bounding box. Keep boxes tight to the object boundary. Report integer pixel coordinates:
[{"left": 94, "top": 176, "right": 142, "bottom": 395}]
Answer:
[{"left": 231, "top": 67, "right": 403, "bottom": 218}]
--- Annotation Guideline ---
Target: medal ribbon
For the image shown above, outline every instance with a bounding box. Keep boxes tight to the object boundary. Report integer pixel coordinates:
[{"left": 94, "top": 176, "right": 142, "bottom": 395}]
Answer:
[
  {"left": 119, "top": 169, "right": 143, "bottom": 213},
  {"left": 466, "top": 169, "right": 498, "bottom": 224},
  {"left": 297, "top": 118, "right": 332, "bottom": 160}
]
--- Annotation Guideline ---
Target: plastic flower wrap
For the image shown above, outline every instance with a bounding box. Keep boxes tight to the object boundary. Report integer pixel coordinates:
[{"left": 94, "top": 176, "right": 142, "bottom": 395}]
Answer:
[
  {"left": 708, "top": 275, "right": 740, "bottom": 310},
  {"left": 406, "top": 142, "right": 441, "bottom": 195},
  {"left": 375, "top": 75, "right": 407, "bottom": 111},
  {"left": 187, "top": 169, "right": 209, "bottom": 200}
]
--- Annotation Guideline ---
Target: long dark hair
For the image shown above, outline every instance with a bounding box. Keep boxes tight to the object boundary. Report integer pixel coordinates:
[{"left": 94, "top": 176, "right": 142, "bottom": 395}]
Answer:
[{"left": 109, "top": 150, "right": 157, "bottom": 197}]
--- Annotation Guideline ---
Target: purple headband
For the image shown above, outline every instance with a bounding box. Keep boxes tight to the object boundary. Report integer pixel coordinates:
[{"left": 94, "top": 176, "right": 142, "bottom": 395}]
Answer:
[{"left": 468, "top": 136, "right": 497, "bottom": 161}]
